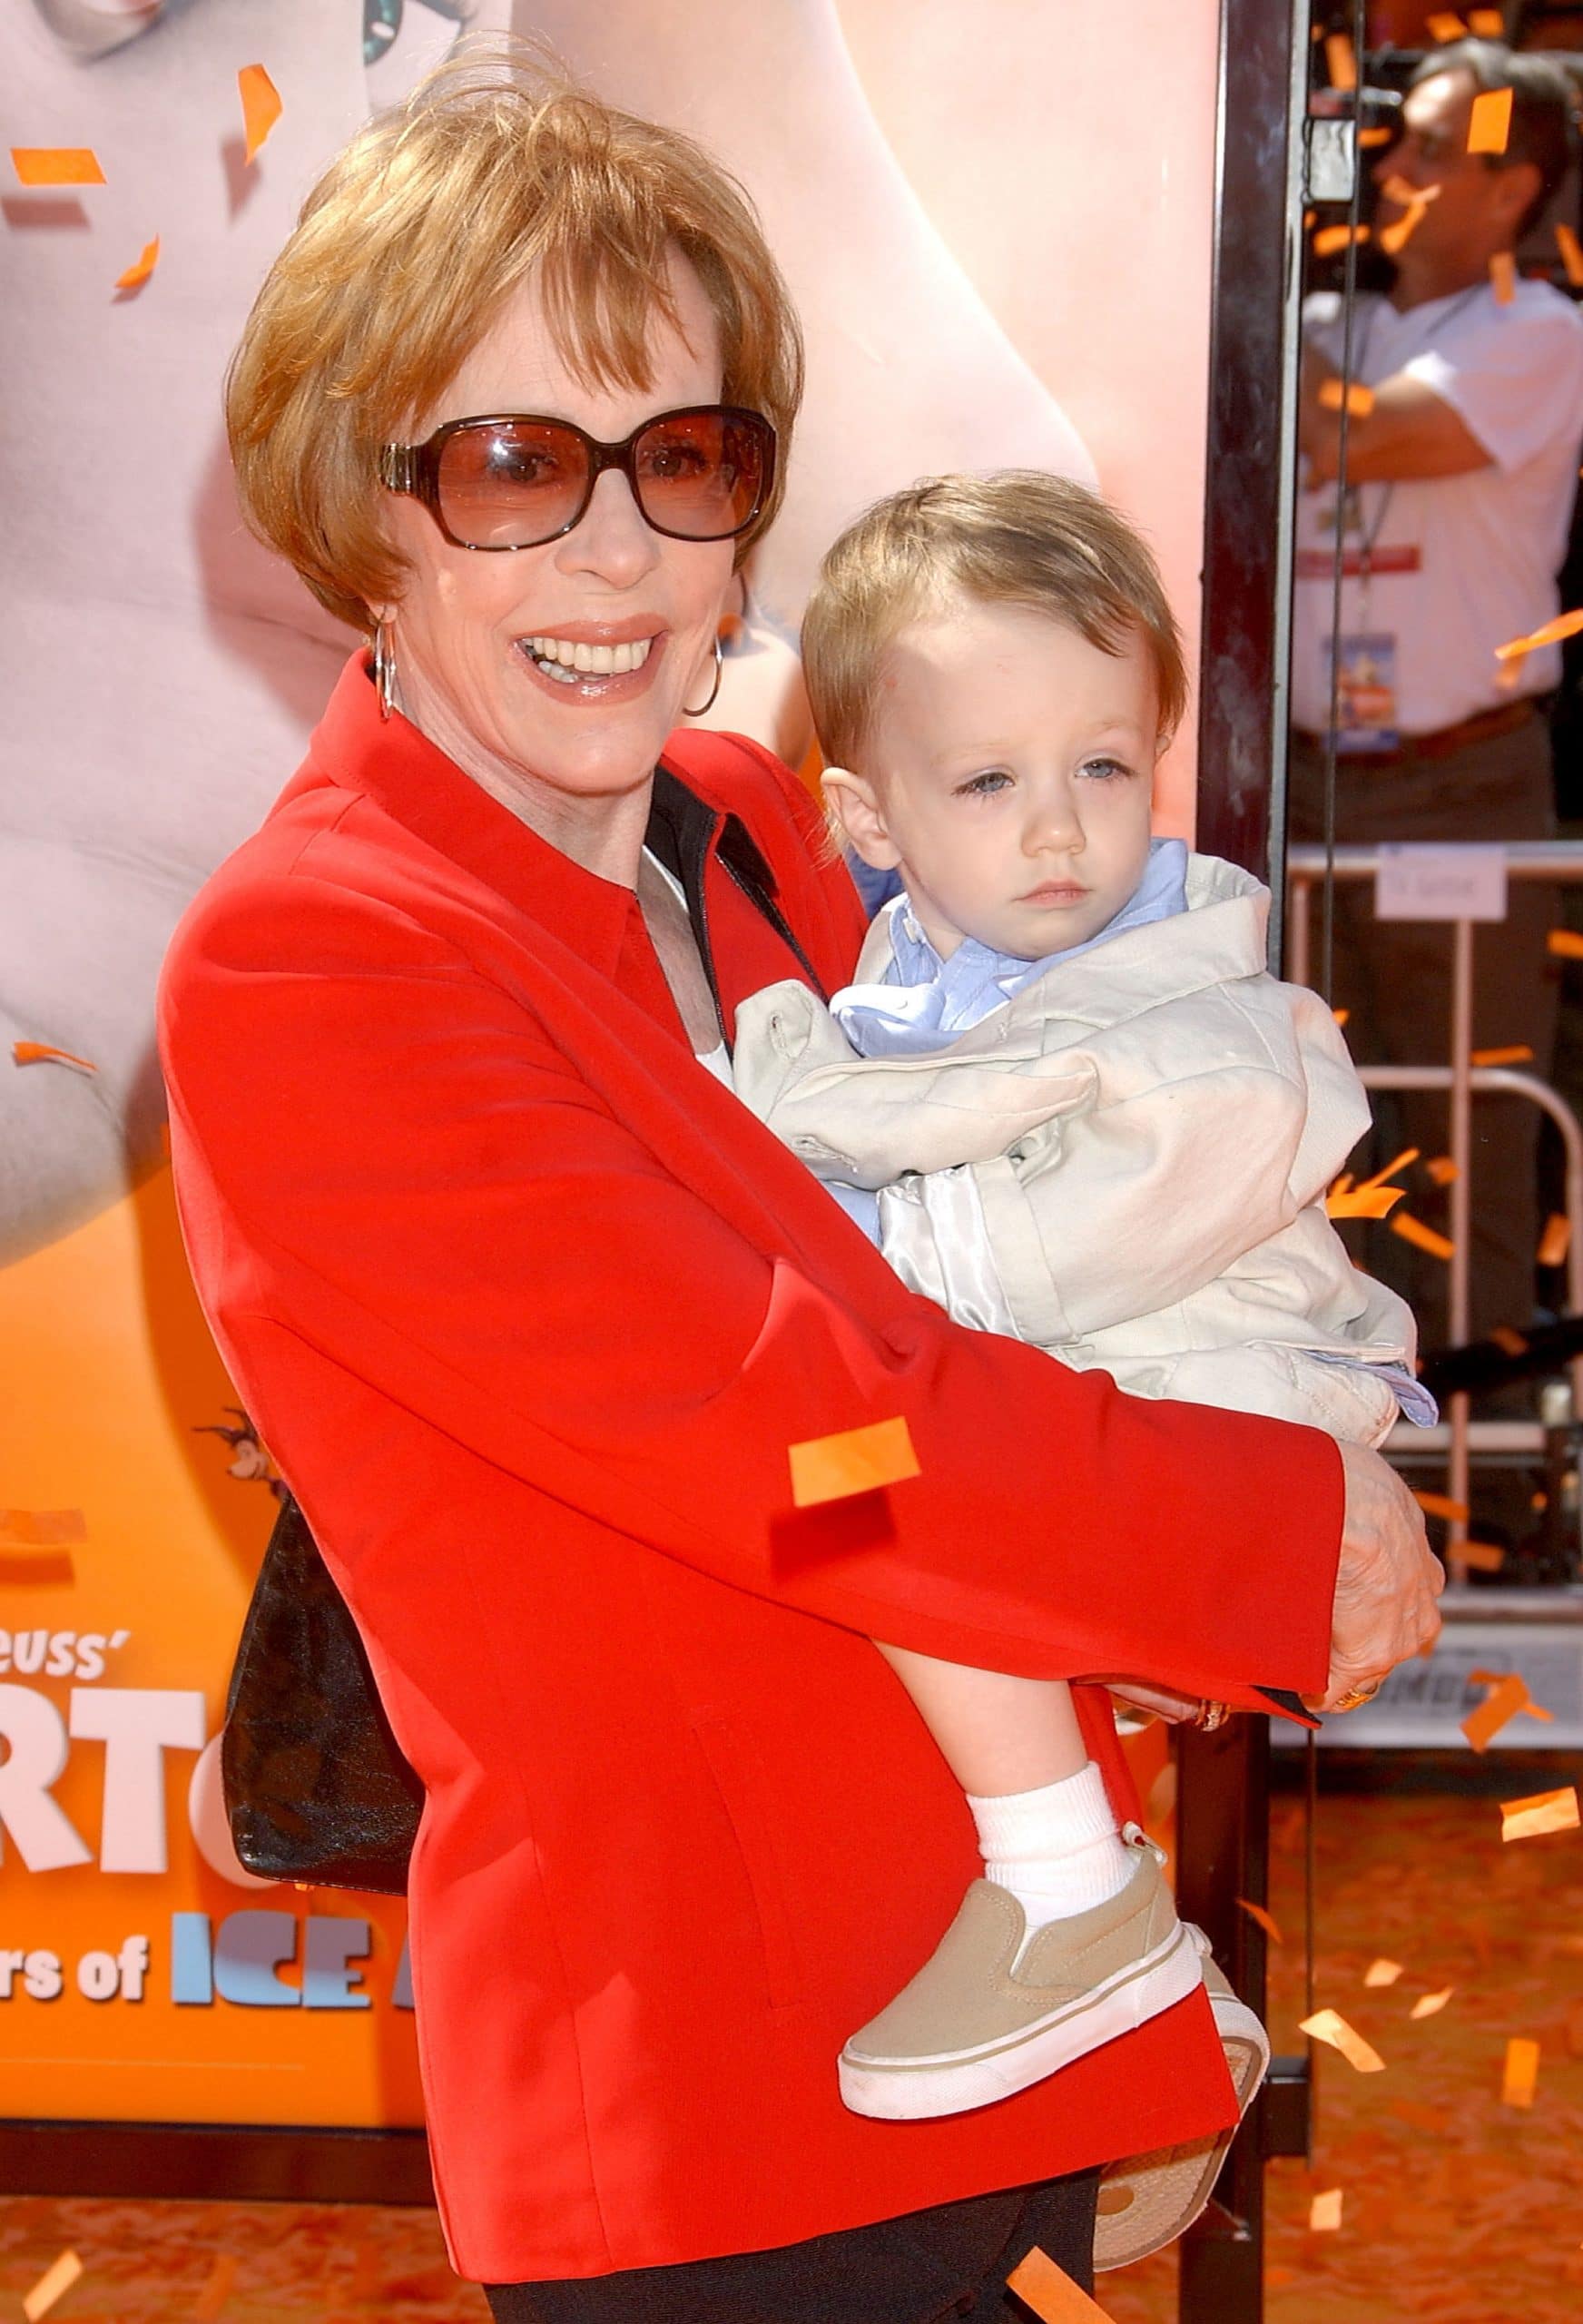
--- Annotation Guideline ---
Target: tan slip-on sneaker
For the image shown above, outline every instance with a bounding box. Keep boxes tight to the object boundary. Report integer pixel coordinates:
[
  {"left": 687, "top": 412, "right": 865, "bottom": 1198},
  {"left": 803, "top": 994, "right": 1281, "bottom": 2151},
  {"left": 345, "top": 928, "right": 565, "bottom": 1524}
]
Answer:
[
  {"left": 1094, "top": 1935, "right": 1271, "bottom": 2270},
  {"left": 838, "top": 1826, "right": 1203, "bottom": 2121}
]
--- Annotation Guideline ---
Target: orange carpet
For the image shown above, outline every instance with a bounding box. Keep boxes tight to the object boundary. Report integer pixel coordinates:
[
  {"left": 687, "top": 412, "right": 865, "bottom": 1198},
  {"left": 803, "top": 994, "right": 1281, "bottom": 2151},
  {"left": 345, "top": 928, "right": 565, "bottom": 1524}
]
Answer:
[{"left": 3, "top": 1783, "right": 1579, "bottom": 2323}]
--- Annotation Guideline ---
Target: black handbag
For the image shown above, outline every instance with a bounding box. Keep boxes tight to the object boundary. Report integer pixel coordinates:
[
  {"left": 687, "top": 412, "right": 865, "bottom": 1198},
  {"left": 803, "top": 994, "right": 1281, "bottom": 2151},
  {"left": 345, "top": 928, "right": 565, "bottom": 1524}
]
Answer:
[
  {"left": 220, "top": 763, "right": 825, "bottom": 1893},
  {"left": 222, "top": 1491, "right": 424, "bottom": 1893}
]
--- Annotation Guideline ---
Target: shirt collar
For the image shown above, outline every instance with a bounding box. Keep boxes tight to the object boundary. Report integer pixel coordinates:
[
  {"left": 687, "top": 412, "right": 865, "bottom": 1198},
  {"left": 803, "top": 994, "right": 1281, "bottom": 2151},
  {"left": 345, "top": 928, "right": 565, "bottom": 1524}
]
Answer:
[{"left": 302, "top": 652, "right": 775, "bottom": 980}]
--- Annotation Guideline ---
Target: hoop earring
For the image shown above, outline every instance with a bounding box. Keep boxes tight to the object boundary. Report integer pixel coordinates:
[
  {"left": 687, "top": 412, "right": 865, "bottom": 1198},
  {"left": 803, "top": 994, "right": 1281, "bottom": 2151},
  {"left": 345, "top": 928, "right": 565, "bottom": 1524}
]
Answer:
[
  {"left": 683, "top": 635, "right": 724, "bottom": 719},
  {"left": 373, "top": 622, "right": 398, "bottom": 722}
]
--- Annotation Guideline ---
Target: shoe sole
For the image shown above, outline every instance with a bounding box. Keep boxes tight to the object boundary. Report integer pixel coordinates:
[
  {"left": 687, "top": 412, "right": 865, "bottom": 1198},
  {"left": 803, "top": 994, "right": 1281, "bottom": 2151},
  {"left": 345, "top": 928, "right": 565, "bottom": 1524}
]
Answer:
[
  {"left": 838, "top": 1916, "right": 1204, "bottom": 2122},
  {"left": 1093, "top": 1986, "right": 1272, "bottom": 2270}
]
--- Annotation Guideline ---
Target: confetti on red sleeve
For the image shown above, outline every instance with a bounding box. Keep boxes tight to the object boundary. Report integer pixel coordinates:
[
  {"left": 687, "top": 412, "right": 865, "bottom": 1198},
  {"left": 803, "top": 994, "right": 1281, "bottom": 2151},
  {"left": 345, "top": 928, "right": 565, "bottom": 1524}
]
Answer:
[
  {"left": 14, "top": 1039, "right": 97, "bottom": 1073},
  {"left": 1467, "top": 87, "right": 1514, "bottom": 156},
  {"left": 238, "top": 64, "right": 282, "bottom": 164},
  {"left": 1237, "top": 1897, "right": 1284, "bottom": 1946},
  {"left": 11, "top": 148, "right": 104, "bottom": 187},
  {"left": 1501, "top": 2035, "right": 1539, "bottom": 2108},
  {"left": 1308, "top": 2188, "right": 1344, "bottom": 2231},
  {"left": 0, "top": 1509, "right": 86, "bottom": 1547},
  {"left": 788, "top": 1415, "right": 919, "bottom": 1508},
  {"left": 1538, "top": 1213, "right": 1572, "bottom": 1267},
  {"left": 1319, "top": 379, "right": 1376, "bottom": 419},
  {"left": 24, "top": 2254, "right": 84, "bottom": 2324},
  {"left": 1391, "top": 1213, "right": 1453, "bottom": 1262},
  {"left": 1500, "top": 1786, "right": 1578, "bottom": 1842},
  {"left": 1489, "top": 251, "right": 1517, "bottom": 305},
  {"left": 1300, "top": 2008, "right": 1386, "bottom": 2073},
  {"left": 114, "top": 234, "right": 160, "bottom": 290},
  {"left": 1005, "top": 2246, "right": 1114, "bottom": 2320}
]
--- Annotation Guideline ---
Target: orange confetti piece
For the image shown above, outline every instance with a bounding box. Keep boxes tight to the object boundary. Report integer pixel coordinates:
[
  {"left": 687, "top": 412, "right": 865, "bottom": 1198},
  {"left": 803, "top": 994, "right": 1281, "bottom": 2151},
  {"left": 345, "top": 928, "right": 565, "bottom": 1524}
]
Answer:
[
  {"left": 1309, "top": 2188, "right": 1343, "bottom": 2232},
  {"left": 1380, "top": 204, "right": 1429, "bottom": 259},
  {"left": 114, "top": 234, "right": 160, "bottom": 291},
  {"left": 1413, "top": 1490, "right": 1469, "bottom": 1523},
  {"left": 1469, "top": 5, "right": 1506, "bottom": 27},
  {"left": 1364, "top": 1958, "right": 1404, "bottom": 1987},
  {"left": 1411, "top": 1987, "right": 1454, "bottom": 2020},
  {"left": 1557, "top": 224, "right": 1583, "bottom": 289},
  {"left": 1459, "top": 1540, "right": 1506, "bottom": 1573},
  {"left": 0, "top": 1551, "right": 74, "bottom": 1586},
  {"left": 1359, "top": 126, "right": 1394, "bottom": 149},
  {"left": 1425, "top": 1154, "right": 1459, "bottom": 1186},
  {"left": 1325, "top": 32, "right": 1357, "bottom": 92},
  {"left": 192, "top": 2252, "right": 239, "bottom": 2320},
  {"left": 788, "top": 1415, "right": 919, "bottom": 1508},
  {"left": 1497, "top": 608, "right": 1583, "bottom": 660},
  {"left": 1391, "top": 1213, "right": 1453, "bottom": 1261},
  {"left": 1502, "top": 2034, "right": 1539, "bottom": 2108},
  {"left": 1500, "top": 1786, "right": 1579, "bottom": 1842},
  {"left": 1425, "top": 10, "right": 1469, "bottom": 36},
  {"left": 10, "top": 148, "right": 104, "bottom": 188},
  {"left": 238, "top": 64, "right": 282, "bottom": 165},
  {"left": 1490, "top": 250, "right": 1517, "bottom": 304},
  {"left": 1490, "top": 1322, "right": 1527, "bottom": 1352},
  {"left": 1548, "top": 927, "right": 1583, "bottom": 960},
  {"left": 1300, "top": 2007, "right": 1386, "bottom": 2073},
  {"left": 1538, "top": 1212, "right": 1571, "bottom": 1267},
  {"left": 1462, "top": 1672, "right": 1553, "bottom": 1753},
  {"left": 1362, "top": 1147, "right": 1420, "bottom": 1191},
  {"left": 1470, "top": 1043, "right": 1532, "bottom": 1068},
  {"left": 13, "top": 1039, "right": 97, "bottom": 1072},
  {"left": 1005, "top": 2246, "right": 1113, "bottom": 2321},
  {"left": 24, "top": 2253, "right": 84, "bottom": 2324},
  {"left": 1313, "top": 223, "right": 1372, "bottom": 259},
  {"left": 0, "top": 1509, "right": 86, "bottom": 1547},
  {"left": 1327, "top": 1183, "right": 1403, "bottom": 1220},
  {"left": 1467, "top": 86, "right": 1514, "bottom": 156},
  {"left": 1237, "top": 1897, "right": 1284, "bottom": 1946},
  {"left": 1319, "top": 378, "right": 1376, "bottom": 419},
  {"left": 1332, "top": 1005, "right": 1350, "bottom": 1027}
]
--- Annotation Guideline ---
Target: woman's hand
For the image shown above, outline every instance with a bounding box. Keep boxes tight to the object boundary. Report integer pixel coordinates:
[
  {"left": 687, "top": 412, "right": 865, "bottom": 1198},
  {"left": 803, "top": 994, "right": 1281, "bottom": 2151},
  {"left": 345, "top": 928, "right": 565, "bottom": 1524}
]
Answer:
[{"left": 1321, "top": 1440, "right": 1443, "bottom": 1712}]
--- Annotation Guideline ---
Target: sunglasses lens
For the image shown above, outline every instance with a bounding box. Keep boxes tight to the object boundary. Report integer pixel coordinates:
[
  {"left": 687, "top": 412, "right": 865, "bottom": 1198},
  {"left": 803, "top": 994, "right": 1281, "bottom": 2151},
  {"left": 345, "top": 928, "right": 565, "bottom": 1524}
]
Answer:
[
  {"left": 633, "top": 410, "right": 771, "bottom": 540},
  {"left": 435, "top": 421, "right": 589, "bottom": 548}
]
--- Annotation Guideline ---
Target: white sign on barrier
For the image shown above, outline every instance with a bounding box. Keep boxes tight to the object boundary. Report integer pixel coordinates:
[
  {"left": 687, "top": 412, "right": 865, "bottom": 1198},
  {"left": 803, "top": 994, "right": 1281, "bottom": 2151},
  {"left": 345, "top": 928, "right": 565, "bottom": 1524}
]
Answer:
[{"left": 1374, "top": 843, "right": 1509, "bottom": 923}]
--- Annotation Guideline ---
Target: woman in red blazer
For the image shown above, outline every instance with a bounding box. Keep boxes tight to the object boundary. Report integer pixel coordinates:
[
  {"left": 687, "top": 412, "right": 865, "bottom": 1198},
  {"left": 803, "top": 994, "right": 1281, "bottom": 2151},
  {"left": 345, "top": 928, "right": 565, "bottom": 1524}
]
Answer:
[{"left": 159, "top": 44, "right": 1440, "bottom": 2323}]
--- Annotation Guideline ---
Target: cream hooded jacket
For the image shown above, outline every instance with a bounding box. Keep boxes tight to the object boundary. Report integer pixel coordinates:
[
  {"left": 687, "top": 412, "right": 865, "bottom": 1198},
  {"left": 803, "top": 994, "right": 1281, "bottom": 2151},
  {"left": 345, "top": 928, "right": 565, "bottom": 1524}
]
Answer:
[{"left": 733, "top": 853, "right": 1415, "bottom": 1447}]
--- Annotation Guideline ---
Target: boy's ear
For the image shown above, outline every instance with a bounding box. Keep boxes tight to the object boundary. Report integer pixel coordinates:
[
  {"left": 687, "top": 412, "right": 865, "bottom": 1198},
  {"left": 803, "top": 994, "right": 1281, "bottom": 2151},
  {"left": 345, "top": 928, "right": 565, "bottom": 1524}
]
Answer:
[{"left": 821, "top": 767, "right": 903, "bottom": 871}]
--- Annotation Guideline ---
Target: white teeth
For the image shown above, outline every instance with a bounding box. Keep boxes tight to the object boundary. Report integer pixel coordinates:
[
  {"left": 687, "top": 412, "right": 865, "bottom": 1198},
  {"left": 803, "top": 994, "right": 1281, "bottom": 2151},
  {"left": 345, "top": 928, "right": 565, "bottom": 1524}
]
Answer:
[{"left": 524, "top": 633, "right": 654, "bottom": 682}]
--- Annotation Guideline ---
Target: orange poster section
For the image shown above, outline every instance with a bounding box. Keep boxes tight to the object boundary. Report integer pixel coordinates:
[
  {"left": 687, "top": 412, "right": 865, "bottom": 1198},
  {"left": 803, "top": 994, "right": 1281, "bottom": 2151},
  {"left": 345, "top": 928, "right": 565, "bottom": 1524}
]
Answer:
[{"left": 0, "top": 1170, "right": 421, "bottom": 2128}]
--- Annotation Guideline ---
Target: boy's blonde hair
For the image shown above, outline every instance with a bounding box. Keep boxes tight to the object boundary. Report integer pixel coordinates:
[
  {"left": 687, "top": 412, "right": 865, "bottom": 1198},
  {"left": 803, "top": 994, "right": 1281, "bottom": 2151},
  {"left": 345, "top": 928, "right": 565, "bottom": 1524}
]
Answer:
[
  {"left": 226, "top": 37, "right": 802, "bottom": 634},
  {"left": 801, "top": 471, "right": 1188, "bottom": 772}
]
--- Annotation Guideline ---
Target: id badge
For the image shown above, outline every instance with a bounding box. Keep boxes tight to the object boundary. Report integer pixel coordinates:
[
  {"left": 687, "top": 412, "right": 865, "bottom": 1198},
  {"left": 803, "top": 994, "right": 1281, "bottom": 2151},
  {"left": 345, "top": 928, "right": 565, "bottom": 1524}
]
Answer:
[{"left": 1323, "top": 631, "right": 1399, "bottom": 752}]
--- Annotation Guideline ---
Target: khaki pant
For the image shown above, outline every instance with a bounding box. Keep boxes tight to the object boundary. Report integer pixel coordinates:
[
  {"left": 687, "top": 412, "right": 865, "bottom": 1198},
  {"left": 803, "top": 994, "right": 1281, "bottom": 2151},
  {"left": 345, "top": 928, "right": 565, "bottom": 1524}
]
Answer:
[{"left": 1287, "top": 715, "right": 1558, "bottom": 1352}]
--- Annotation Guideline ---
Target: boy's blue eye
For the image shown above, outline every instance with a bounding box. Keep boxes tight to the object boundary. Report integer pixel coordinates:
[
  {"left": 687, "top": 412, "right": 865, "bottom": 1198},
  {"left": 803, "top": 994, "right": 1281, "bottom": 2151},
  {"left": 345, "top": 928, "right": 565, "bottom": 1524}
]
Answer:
[
  {"left": 1079, "top": 757, "right": 1133, "bottom": 783},
  {"left": 957, "top": 770, "right": 1011, "bottom": 797}
]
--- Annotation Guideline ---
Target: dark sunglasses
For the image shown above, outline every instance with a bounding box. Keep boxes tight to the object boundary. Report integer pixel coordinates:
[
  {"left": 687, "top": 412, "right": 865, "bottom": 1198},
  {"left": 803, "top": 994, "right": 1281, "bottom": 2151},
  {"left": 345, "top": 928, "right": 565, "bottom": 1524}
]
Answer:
[{"left": 379, "top": 403, "right": 776, "bottom": 553}]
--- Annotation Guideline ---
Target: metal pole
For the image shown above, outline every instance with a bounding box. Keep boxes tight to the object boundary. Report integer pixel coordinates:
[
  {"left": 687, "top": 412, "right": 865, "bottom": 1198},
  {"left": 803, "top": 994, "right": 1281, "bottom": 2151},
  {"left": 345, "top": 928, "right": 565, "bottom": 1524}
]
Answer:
[{"left": 1447, "top": 918, "right": 1474, "bottom": 1580}]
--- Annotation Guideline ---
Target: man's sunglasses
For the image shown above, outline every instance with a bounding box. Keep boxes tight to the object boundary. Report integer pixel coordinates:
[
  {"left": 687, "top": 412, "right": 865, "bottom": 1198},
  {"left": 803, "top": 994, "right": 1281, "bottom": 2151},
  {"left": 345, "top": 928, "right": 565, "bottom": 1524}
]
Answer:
[{"left": 379, "top": 404, "right": 776, "bottom": 553}]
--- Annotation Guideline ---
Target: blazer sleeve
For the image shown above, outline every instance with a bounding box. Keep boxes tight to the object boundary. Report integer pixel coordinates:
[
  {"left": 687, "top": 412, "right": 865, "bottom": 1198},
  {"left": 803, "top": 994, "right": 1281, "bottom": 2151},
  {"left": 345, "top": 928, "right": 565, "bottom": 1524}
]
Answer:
[{"left": 160, "top": 872, "right": 1343, "bottom": 1710}]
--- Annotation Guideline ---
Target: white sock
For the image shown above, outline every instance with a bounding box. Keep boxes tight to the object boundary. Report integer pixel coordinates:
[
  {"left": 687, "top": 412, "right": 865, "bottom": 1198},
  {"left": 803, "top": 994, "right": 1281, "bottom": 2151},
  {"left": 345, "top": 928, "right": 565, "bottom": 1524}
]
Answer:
[{"left": 967, "top": 1762, "right": 1135, "bottom": 1929}]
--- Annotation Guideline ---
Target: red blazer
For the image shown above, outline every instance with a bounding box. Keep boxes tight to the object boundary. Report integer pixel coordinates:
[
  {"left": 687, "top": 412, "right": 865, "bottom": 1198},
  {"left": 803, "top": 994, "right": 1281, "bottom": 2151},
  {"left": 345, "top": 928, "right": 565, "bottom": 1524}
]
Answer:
[{"left": 159, "top": 655, "right": 1342, "bottom": 2284}]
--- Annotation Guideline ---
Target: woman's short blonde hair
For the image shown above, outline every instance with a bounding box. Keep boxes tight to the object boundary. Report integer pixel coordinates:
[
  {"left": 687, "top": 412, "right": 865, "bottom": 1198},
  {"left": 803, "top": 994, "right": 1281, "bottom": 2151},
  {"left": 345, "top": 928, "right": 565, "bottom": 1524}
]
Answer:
[
  {"left": 226, "top": 38, "right": 803, "bottom": 633},
  {"left": 801, "top": 471, "right": 1188, "bottom": 770}
]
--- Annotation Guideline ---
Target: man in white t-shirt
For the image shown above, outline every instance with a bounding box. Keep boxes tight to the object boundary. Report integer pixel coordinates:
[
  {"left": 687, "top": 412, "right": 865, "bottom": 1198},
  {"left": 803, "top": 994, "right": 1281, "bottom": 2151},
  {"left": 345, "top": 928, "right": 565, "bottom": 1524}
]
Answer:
[{"left": 1290, "top": 38, "right": 1583, "bottom": 1367}]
